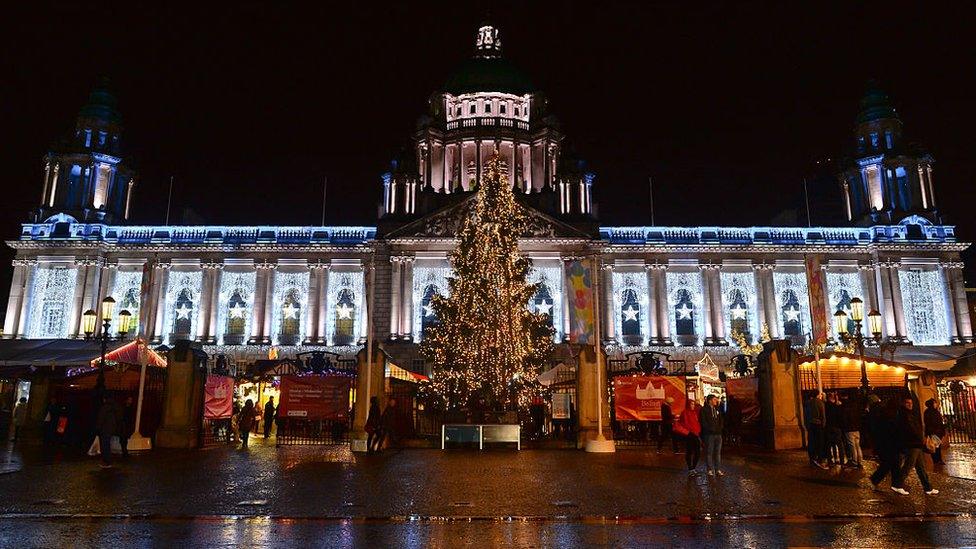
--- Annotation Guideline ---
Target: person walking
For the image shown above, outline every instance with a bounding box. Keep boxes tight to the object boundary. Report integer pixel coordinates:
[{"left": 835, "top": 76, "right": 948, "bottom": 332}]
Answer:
[
  {"left": 891, "top": 396, "right": 937, "bottom": 495},
  {"left": 239, "top": 399, "right": 255, "bottom": 449},
  {"left": 699, "top": 394, "right": 725, "bottom": 476},
  {"left": 376, "top": 398, "right": 398, "bottom": 451},
  {"left": 841, "top": 393, "right": 864, "bottom": 468},
  {"left": 677, "top": 400, "right": 702, "bottom": 475},
  {"left": 11, "top": 397, "right": 28, "bottom": 442},
  {"left": 119, "top": 396, "right": 135, "bottom": 457},
  {"left": 365, "top": 397, "right": 381, "bottom": 453},
  {"left": 263, "top": 397, "right": 276, "bottom": 438},
  {"left": 94, "top": 395, "right": 121, "bottom": 468},
  {"left": 825, "top": 393, "right": 845, "bottom": 466},
  {"left": 659, "top": 397, "right": 677, "bottom": 453},
  {"left": 804, "top": 393, "right": 828, "bottom": 469},
  {"left": 924, "top": 399, "right": 946, "bottom": 465},
  {"left": 868, "top": 396, "right": 899, "bottom": 490}
]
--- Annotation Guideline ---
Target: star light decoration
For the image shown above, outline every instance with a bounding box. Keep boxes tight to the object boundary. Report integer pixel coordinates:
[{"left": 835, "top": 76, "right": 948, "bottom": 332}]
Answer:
[
  {"left": 336, "top": 303, "right": 354, "bottom": 319},
  {"left": 282, "top": 302, "right": 299, "bottom": 319},
  {"left": 175, "top": 304, "right": 192, "bottom": 319},
  {"left": 229, "top": 303, "right": 247, "bottom": 319},
  {"left": 419, "top": 153, "right": 554, "bottom": 412},
  {"left": 784, "top": 306, "right": 801, "bottom": 322},
  {"left": 422, "top": 303, "right": 436, "bottom": 317},
  {"left": 622, "top": 305, "right": 639, "bottom": 322},
  {"left": 676, "top": 304, "right": 693, "bottom": 320},
  {"left": 535, "top": 300, "right": 553, "bottom": 317},
  {"left": 731, "top": 305, "right": 747, "bottom": 319}
]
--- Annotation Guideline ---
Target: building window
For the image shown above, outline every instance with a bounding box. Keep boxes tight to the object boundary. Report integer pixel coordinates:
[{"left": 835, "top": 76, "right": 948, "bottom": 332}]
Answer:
[
  {"left": 470, "top": 104, "right": 476, "bottom": 114},
  {"left": 84, "top": 130, "right": 92, "bottom": 147},
  {"left": 620, "top": 289, "right": 642, "bottom": 345},
  {"left": 865, "top": 165, "right": 883, "bottom": 211},
  {"left": 333, "top": 289, "right": 356, "bottom": 346},
  {"left": 500, "top": 103, "right": 507, "bottom": 114},
  {"left": 421, "top": 284, "right": 440, "bottom": 338},
  {"left": 532, "top": 284, "right": 555, "bottom": 330},
  {"left": 899, "top": 269, "right": 950, "bottom": 345},
  {"left": 826, "top": 271, "right": 864, "bottom": 340},
  {"left": 279, "top": 291, "right": 302, "bottom": 345},
  {"left": 27, "top": 266, "right": 77, "bottom": 339},
  {"left": 779, "top": 289, "right": 803, "bottom": 338},
  {"left": 171, "top": 289, "right": 195, "bottom": 338},
  {"left": 93, "top": 164, "right": 111, "bottom": 209},
  {"left": 456, "top": 105, "right": 462, "bottom": 116},
  {"left": 485, "top": 102, "right": 491, "bottom": 114},
  {"left": 515, "top": 106, "right": 520, "bottom": 116},
  {"left": 225, "top": 290, "right": 248, "bottom": 343},
  {"left": 674, "top": 289, "right": 696, "bottom": 339},
  {"left": 870, "top": 132, "right": 879, "bottom": 148},
  {"left": 885, "top": 130, "right": 893, "bottom": 149}
]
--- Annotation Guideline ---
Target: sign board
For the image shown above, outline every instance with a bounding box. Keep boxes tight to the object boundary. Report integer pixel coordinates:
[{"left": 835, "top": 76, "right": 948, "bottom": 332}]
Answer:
[
  {"left": 566, "top": 260, "right": 595, "bottom": 344},
  {"left": 277, "top": 375, "right": 351, "bottom": 420},
  {"left": 204, "top": 374, "right": 235, "bottom": 419},
  {"left": 613, "top": 376, "right": 686, "bottom": 421},
  {"left": 805, "top": 255, "right": 829, "bottom": 346},
  {"left": 551, "top": 392, "right": 573, "bottom": 420},
  {"left": 726, "top": 377, "right": 760, "bottom": 424}
]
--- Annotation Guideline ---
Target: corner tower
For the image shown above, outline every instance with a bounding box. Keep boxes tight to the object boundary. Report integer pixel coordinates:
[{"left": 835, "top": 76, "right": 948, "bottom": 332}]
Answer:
[
  {"left": 838, "top": 82, "right": 938, "bottom": 225},
  {"left": 34, "top": 78, "right": 136, "bottom": 224}
]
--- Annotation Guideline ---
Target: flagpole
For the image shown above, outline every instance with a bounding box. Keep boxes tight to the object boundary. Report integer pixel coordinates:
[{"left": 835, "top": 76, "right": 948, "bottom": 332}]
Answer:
[
  {"left": 586, "top": 256, "right": 615, "bottom": 453},
  {"left": 127, "top": 260, "right": 157, "bottom": 451}
]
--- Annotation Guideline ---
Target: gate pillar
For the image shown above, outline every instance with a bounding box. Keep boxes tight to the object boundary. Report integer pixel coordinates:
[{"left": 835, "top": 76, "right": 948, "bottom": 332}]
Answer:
[
  {"left": 350, "top": 343, "right": 384, "bottom": 452},
  {"left": 757, "top": 339, "right": 804, "bottom": 450},
  {"left": 576, "top": 345, "right": 612, "bottom": 449},
  {"left": 156, "top": 340, "right": 207, "bottom": 448}
]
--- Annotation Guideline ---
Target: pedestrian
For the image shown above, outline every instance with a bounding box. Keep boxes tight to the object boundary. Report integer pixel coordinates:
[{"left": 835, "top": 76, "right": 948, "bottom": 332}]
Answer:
[
  {"left": 891, "top": 396, "right": 938, "bottom": 495},
  {"left": 804, "top": 392, "right": 828, "bottom": 469},
  {"left": 676, "top": 399, "right": 702, "bottom": 475},
  {"left": 376, "top": 398, "right": 398, "bottom": 450},
  {"left": 230, "top": 402, "right": 241, "bottom": 443},
  {"left": 239, "top": 399, "right": 255, "bottom": 449},
  {"left": 659, "top": 397, "right": 677, "bottom": 453},
  {"left": 699, "top": 394, "right": 724, "bottom": 476},
  {"left": 825, "top": 392, "right": 845, "bottom": 466},
  {"left": 924, "top": 399, "right": 946, "bottom": 465},
  {"left": 868, "top": 396, "right": 899, "bottom": 490},
  {"left": 725, "top": 396, "right": 742, "bottom": 446},
  {"left": 94, "top": 395, "right": 121, "bottom": 468},
  {"left": 43, "top": 397, "right": 60, "bottom": 444},
  {"left": 12, "top": 397, "right": 28, "bottom": 442},
  {"left": 263, "top": 396, "right": 276, "bottom": 438},
  {"left": 841, "top": 393, "right": 864, "bottom": 468},
  {"left": 119, "top": 396, "right": 135, "bottom": 457},
  {"left": 365, "top": 396, "right": 381, "bottom": 453}
]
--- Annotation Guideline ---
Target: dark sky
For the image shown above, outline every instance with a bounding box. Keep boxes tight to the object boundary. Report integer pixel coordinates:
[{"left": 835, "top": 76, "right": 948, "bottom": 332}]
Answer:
[{"left": 2, "top": 2, "right": 974, "bottom": 313}]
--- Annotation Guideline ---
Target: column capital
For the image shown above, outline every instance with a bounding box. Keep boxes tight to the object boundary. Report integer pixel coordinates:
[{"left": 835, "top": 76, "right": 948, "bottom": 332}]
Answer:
[
  {"left": 154, "top": 262, "right": 172, "bottom": 270},
  {"left": 698, "top": 263, "right": 721, "bottom": 271},
  {"left": 309, "top": 261, "right": 331, "bottom": 271},
  {"left": 643, "top": 261, "right": 667, "bottom": 271},
  {"left": 12, "top": 258, "right": 38, "bottom": 267},
  {"left": 201, "top": 261, "right": 224, "bottom": 271},
  {"left": 857, "top": 262, "right": 875, "bottom": 271},
  {"left": 752, "top": 263, "right": 775, "bottom": 271},
  {"left": 255, "top": 261, "right": 277, "bottom": 271},
  {"left": 876, "top": 259, "right": 900, "bottom": 269},
  {"left": 941, "top": 261, "right": 965, "bottom": 270},
  {"left": 75, "top": 257, "right": 102, "bottom": 268}
]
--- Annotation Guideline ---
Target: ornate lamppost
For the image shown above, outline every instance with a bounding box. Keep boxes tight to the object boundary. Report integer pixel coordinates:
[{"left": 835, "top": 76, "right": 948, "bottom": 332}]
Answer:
[
  {"left": 833, "top": 297, "right": 883, "bottom": 393},
  {"left": 82, "top": 297, "right": 134, "bottom": 388}
]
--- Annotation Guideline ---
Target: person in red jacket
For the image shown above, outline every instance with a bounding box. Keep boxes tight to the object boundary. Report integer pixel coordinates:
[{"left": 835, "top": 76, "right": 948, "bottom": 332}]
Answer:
[{"left": 675, "top": 400, "right": 703, "bottom": 475}]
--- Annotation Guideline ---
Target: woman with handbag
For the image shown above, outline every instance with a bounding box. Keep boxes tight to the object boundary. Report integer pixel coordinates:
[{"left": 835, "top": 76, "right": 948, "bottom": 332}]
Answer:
[
  {"left": 924, "top": 399, "right": 946, "bottom": 465},
  {"left": 676, "top": 400, "right": 702, "bottom": 476}
]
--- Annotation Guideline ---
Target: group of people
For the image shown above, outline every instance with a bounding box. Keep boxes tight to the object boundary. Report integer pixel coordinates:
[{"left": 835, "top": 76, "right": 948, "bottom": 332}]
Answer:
[
  {"left": 235, "top": 396, "right": 279, "bottom": 449},
  {"left": 669, "top": 394, "right": 727, "bottom": 477},
  {"left": 93, "top": 394, "right": 136, "bottom": 468},
  {"left": 364, "top": 397, "right": 398, "bottom": 452},
  {"left": 805, "top": 390, "right": 945, "bottom": 495}
]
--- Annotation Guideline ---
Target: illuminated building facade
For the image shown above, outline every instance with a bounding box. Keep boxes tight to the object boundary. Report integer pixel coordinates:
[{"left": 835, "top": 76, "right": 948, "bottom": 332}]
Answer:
[{"left": 3, "top": 25, "right": 971, "bottom": 375}]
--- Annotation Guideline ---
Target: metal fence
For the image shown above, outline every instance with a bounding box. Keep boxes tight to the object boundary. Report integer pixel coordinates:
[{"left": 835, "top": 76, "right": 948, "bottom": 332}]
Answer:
[
  {"left": 276, "top": 417, "right": 352, "bottom": 446},
  {"left": 608, "top": 351, "right": 690, "bottom": 448},
  {"left": 201, "top": 418, "right": 235, "bottom": 446},
  {"left": 937, "top": 382, "right": 976, "bottom": 444}
]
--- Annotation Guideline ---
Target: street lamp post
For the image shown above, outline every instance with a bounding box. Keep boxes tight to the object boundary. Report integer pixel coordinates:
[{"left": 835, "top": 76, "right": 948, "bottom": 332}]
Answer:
[
  {"left": 834, "top": 297, "right": 883, "bottom": 393},
  {"left": 83, "top": 297, "right": 133, "bottom": 390}
]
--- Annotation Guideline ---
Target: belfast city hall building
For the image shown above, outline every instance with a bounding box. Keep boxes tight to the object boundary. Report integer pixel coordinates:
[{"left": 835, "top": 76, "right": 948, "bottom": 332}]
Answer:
[{"left": 2, "top": 26, "right": 971, "bottom": 439}]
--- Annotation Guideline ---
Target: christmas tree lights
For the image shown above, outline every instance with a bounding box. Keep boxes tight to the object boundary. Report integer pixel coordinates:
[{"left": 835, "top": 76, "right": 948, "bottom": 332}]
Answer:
[{"left": 420, "top": 153, "right": 554, "bottom": 411}]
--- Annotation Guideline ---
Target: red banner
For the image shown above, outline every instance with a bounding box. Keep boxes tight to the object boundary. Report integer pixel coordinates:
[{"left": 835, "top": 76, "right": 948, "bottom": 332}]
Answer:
[
  {"left": 277, "top": 375, "right": 351, "bottom": 420},
  {"left": 726, "top": 377, "right": 760, "bottom": 424},
  {"left": 805, "top": 255, "right": 829, "bottom": 346},
  {"left": 614, "top": 376, "right": 686, "bottom": 421},
  {"left": 204, "top": 374, "right": 234, "bottom": 419}
]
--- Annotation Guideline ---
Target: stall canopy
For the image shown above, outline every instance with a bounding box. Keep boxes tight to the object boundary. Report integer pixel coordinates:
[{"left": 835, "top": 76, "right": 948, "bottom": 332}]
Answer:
[
  {"left": 88, "top": 340, "right": 167, "bottom": 368},
  {"left": 0, "top": 339, "right": 165, "bottom": 369},
  {"left": 888, "top": 345, "right": 972, "bottom": 372},
  {"left": 386, "top": 362, "right": 428, "bottom": 383},
  {"left": 797, "top": 351, "right": 923, "bottom": 391},
  {"left": 536, "top": 362, "right": 575, "bottom": 387}
]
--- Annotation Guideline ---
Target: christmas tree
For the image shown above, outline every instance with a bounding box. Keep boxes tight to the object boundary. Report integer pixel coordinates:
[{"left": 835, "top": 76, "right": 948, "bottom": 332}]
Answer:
[{"left": 420, "top": 153, "right": 555, "bottom": 411}]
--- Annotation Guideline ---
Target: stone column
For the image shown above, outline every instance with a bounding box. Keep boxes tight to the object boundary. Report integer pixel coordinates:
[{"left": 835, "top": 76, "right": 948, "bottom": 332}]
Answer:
[
  {"left": 389, "top": 257, "right": 402, "bottom": 339},
  {"left": 3, "top": 260, "right": 30, "bottom": 338},
  {"left": 940, "top": 263, "right": 961, "bottom": 345},
  {"left": 97, "top": 263, "right": 115, "bottom": 334},
  {"left": 873, "top": 261, "right": 897, "bottom": 340},
  {"left": 655, "top": 265, "right": 672, "bottom": 345},
  {"left": 700, "top": 265, "right": 721, "bottom": 345},
  {"left": 400, "top": 257, "right": 414, "bottom": 340},
  {"left": 152, "top": 264, "right": 171, "bottom": 343},
  {"left": 202, "top": 263, "right": 222, "bottom": 343},
  {"left": 859, "top": 263, "right": 881, "bottom": 333},
  {"left": 710, "top": 265, "right": 727, "bottom": 344},
  {"left": 560, "top": 259, "right": 572, "bottom": 341},
  {"left": 358, "top": 265, "right": 369, "bottom": 344},
  {"left": 261, "top": 265, "right": 277, "bottom": 344},
  {"left": 602, "top": 264, "right": 616, "bottom": 343},
  {"left": 249, "top": 263, "right": 271, "bottom": 344},
  {"left": 69, "top": 260, "right": 92, "bottom": 338},
  {"left": 643, "top": 264, "right": 658, "bottom": 345},
  {"left": 316, "top": 265, "right": 330, "bottom": 344},
  {"left": 306, "top": 264, "right": 322, "bottom": 344},
  {"left": 756, "top": 264, "right": 779, "bottom": 339},
  {"left": 886, "top": 261, "right": 909, "bottom": 342},
  {"left": 946, "top": 262, "right": 973, "bottom": 343}
]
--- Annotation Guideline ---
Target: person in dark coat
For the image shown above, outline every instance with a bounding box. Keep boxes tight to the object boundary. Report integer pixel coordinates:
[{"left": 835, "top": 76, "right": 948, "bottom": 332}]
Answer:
[
  {"left": 841, "top": 394, "right": 864, "bottom": 468},
  {"left": 658, "top": 398, "right": 677, "bottom": 452},
  {"left": 804, "top": 393, "right": 828, "bottom": 469},
  {"left": 365, "top": 397, "right": 381, "bottom": 453},
  {"left": 891, "top": 396, "right": 936, "bottom": 495},
  {"left": 238, "top": 399, "right": 255, "bottom": 449},
  {"left": 699, "top": 394, "right": 725, "bottom": 476},
  {"left": 376, "top": 398, "right": 398, "bottom": 450},
  {"left": 868, "top": 396, "right": 898, "bottom": 489},
  {"left": 677, "top": 400, "right": 702, "bottom": 475},
  {"left": 825, "top": 392, "right": 845, "bottom": 465},
  {"left": 263, "top": 397, "right": 276, "bottom": 438},
  {"left": 94, "top": 395, "right": 121, "bottom": 468},
  {"left": 924, "top": 399, "right": 946, "bottom": 465}
]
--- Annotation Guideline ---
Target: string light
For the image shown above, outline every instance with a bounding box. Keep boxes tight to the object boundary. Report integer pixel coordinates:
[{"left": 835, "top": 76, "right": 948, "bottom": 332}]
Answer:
[{"left": 420, "top": 153, "right": 555, "bottom": 411}]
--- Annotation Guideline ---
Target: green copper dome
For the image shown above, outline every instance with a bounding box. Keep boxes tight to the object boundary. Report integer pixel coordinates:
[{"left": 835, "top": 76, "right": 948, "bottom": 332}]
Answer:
[
  {"left": 856, "top": 81, "right": 898, "bottom": 125},
  {"left": 78, "top": 77, "right": 121, "bottom": 125},
  {"left": 443, "top": 25, "right": 534, "bottom": 95}
]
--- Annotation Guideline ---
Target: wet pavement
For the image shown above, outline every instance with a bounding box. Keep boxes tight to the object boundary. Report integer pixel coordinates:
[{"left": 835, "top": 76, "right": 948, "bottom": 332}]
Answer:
[{"left": 0, "top": 439, "right": 974, "bottom": 546}]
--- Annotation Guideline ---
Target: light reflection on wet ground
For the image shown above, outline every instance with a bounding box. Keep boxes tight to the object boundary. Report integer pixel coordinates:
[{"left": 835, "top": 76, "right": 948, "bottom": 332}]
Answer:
[{"left": 1, "top": 516, "right": 975, "bottom": 548}]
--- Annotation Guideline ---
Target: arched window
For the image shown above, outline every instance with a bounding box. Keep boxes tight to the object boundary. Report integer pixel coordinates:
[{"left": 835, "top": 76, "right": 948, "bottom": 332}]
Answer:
[
  {"left": 118, "top": 286, "right": 140, "bottom": 336},
  {"left": 532, "top": 284, "right": 555, "bottom": 330},
  {"left": 224, "top": 289, "right": 248, "bottom": 344},
  {"left": 674, "top": 289, "right": 696, "bottom": 339},
  {"left": 279, "top": 290, "right": 302, "bottom": 345},
  {"left": 833, "top": 289, "right": 857, "bottom": 337},
  {"left": 421, "top": 285, "right": 440, "bottom": 338},
  {"left": 727, "top": 288, "right": 750, "bottom": 341},
  {"left": 333, "top": 289, "right": 356, "bottom": 346},
  {"left": 620, "top": 289, "right": 642, "bottom": 345},
  {"left": 781, "top": 289, "right": 803, "bottom": 337},
  {"left": 172, "top": 288, "right": 194, "bottom": 338}
]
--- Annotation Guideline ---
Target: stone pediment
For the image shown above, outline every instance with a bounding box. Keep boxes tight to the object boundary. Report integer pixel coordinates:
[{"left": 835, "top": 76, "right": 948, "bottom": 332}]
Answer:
[{"left": 385, "top": 194, "right": 591, "bottom": 240}]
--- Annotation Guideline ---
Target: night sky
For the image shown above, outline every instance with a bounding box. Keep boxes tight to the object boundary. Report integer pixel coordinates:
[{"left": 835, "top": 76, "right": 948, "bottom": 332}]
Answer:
[{"left": 2, "top": 2, "right": 974, "bottom": 313}]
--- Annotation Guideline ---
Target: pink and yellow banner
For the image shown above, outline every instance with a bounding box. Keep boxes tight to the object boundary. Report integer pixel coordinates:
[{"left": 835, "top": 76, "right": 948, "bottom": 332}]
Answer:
[
  {"left": 613, "top": 376, "right": 687, "bottom": 421},
  {"left": 805, "top": 255, "right": 829, "bottom": 346},
  {"left": 566, "top": 260, "right": 595, "bottom": 344}
]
